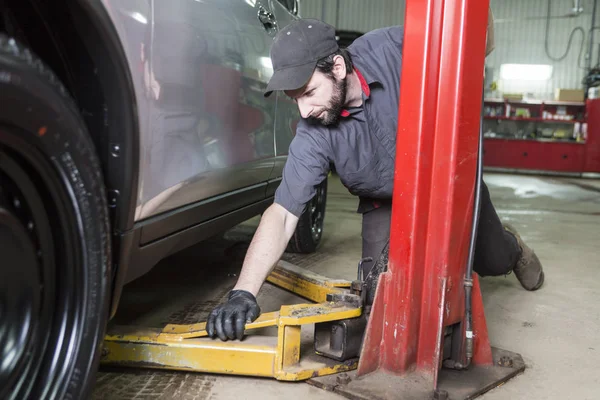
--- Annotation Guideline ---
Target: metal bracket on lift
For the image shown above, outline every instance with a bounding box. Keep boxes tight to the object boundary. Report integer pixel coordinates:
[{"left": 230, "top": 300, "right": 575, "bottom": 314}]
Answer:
[{"left": 101, "top": 261, "right": 366, "bottom": 381}]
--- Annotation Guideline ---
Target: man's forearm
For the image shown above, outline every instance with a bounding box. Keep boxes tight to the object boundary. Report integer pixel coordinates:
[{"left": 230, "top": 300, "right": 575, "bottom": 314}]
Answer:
[{"left": 233, "top": 203, "right": 299, "bottom": 296}]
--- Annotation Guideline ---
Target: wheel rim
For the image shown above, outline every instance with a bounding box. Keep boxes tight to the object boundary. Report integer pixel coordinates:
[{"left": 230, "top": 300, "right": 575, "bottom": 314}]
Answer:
[
  {"left": 0, "top": 129, "right": 83, "bottom": 400},
  {"left": 309, "top": 183, "right": 326, "bottom": 243}
]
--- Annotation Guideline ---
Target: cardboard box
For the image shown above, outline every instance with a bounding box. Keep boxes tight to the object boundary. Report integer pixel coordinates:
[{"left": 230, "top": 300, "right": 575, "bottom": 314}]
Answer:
[
  {"left": 502, "top": 93, "right": 523, "bottom": 101},
  {"left": 554, "top": 89, "right": 584, "bottom": 102}
]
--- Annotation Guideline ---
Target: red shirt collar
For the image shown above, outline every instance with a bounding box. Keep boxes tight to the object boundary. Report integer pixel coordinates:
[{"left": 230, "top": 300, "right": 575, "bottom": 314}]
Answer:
[{"left": 341, "top": 68, "right": 370, "bottom": 117}]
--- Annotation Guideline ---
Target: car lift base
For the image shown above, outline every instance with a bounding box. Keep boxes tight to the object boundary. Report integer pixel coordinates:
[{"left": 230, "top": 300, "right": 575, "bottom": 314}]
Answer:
[{"left": 308, "top": 347, "right": 525, "bottom": 400}]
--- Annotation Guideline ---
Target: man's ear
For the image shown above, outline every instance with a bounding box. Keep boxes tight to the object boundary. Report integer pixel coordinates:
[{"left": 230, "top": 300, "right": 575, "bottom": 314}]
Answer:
[{"left": 332, "top": 55, "right": 347, "bottom": 80}]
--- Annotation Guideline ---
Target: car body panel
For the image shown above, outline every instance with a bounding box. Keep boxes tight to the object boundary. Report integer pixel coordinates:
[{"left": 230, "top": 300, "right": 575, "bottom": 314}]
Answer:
[
  {"left": 93, "top": 0, "right": 304, "bottom": 309},
  {"left": 102, "top": 0, "right": 282, "bottom": 222}
]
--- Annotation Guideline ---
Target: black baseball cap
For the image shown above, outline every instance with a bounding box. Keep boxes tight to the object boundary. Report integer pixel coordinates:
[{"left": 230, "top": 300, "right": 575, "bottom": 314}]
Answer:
[{"left": 264, "top": 19, "right": 339, "bottom": 97}]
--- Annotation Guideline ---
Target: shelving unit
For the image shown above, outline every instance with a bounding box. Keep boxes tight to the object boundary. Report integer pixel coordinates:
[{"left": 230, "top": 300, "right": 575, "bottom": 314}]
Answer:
[
  {"left": 482, "top": 98, "right": 600, "bottom": 175},
  {"left": 483, "top": 116, "right": 586, "bottom": 124}
]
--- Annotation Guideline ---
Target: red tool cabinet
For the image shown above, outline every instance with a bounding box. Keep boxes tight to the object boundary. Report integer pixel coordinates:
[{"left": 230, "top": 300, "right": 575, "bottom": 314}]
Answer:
[{"left": 482, "top": 98, "right": 600, "bottom": 175}]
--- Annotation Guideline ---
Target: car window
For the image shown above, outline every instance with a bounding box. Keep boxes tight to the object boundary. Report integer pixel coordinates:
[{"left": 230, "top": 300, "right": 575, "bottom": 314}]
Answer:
[{"left": 277, "top": 0, "right": 298, "bottom": 15}]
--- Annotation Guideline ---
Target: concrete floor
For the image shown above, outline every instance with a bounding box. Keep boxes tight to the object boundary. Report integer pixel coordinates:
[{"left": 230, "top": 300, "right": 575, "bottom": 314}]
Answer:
[{"left": 93, "top": 173, "right": 600, "bottom": 400}]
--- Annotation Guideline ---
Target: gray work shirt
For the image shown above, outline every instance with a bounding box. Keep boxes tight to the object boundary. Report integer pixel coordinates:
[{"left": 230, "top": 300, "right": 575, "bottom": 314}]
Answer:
[{"left": 275, "top": 26, "right": 403, "bottom": 217}]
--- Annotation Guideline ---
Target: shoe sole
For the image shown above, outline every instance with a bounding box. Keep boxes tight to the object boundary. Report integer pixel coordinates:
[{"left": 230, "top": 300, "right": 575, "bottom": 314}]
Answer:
[{"left": 526, "top": 270, "right": 545, "bottom": 291}]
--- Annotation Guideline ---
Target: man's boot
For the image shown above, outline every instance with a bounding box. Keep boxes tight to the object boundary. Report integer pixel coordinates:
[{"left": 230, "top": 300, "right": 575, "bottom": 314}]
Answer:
[{"left": 504, "top": 224, "right": 545, "bottom": 291}]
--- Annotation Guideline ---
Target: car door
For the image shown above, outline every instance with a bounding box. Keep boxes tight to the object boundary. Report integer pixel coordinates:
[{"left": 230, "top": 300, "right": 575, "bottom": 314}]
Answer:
[
  {"left": 137, "top": 0, "right": 279, "bottom": 220},
  {"left": 268, "top": 0, "right": 301, "bottom": 188}
]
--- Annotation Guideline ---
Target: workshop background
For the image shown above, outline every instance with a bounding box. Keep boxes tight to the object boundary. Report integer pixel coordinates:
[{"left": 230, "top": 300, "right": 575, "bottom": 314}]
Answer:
[
  {"left": 91, "top": 1, "right": 600, "bottom": 399},
  {"left": 300, "top": 0, "right": 597, "bottom": 100}
]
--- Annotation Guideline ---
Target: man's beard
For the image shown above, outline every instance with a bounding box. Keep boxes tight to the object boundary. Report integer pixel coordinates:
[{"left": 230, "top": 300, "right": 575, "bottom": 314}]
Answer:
[{"left": 308, "top": 76, "right": 347, "bottom": 126}]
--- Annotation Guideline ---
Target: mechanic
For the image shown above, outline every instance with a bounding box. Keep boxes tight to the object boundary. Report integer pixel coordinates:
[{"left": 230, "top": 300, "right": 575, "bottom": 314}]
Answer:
[{"left": 207, "top": 17, "right": 545, "bottom": 342}]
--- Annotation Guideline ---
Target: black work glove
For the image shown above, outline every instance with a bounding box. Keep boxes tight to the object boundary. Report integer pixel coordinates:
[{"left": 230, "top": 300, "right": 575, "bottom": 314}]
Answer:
[{"left": 206, "top": 290, "right": 261, "bottom": 341}]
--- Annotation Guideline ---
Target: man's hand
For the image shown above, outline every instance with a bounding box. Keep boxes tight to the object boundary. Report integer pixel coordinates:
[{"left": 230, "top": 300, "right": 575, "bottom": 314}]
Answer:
[
  {"left": 206, "top": 204, "right": 298, "bottom": 341},
  {"left": 206, "top": 290, "right": 261, "bottom": 341}
]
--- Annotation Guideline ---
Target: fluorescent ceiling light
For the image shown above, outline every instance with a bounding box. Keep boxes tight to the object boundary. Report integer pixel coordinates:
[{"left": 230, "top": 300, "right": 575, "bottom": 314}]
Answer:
[{"left": 500, "top": 64, "right": 553, "bottom": 81}]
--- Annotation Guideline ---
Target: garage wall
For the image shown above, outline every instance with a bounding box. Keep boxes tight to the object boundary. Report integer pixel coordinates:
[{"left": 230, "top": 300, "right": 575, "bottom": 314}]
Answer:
[
  {"left": 487, "top": 0, "right": 597, "bottom": 100},
  {"left": 298, "top": 0, "right": 405, "bottom": 32},
  {"left": 298, "top": 0, "right": 599, "bottom": 100}
]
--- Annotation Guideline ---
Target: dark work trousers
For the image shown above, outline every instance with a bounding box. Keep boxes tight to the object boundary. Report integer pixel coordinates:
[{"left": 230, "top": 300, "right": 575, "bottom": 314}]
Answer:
[{"left": 360, "top": 181, "right": 521, "bottom": 277}]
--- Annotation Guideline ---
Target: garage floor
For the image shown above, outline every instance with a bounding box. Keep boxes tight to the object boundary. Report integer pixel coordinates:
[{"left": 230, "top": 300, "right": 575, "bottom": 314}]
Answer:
[{"left": 92, "top": 173, "right": 600, "bottom": 400}]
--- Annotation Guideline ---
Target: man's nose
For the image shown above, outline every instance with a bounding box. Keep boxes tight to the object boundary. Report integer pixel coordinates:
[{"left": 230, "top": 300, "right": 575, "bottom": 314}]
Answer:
[{"left": 297, "top": 100, "right": 313, "bottom": 119}]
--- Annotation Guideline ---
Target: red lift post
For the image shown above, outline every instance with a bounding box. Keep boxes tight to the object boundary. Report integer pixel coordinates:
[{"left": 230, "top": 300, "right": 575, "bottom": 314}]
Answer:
[{"left": 310, "top": 0, "right": 525, "bottom": 398}]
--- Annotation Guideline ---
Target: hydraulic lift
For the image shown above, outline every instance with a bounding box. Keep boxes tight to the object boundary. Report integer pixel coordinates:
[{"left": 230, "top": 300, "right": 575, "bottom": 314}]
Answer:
[
  {"left": 102, "top": 0, "right": 527, "bottom": 398},
  {"left": 103, "top": 261, "right": 367, "bottom": 380}
]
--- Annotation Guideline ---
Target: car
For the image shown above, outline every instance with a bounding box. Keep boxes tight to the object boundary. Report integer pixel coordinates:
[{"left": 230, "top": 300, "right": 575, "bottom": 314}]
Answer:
[{"left": 0, "top": 0, "right": 328, "bottom": 398}]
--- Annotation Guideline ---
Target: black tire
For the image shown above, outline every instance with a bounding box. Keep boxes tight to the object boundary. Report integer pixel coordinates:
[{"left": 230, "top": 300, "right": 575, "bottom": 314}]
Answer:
[
  {"left": 286, "top": 178, "right": 328, "bottom": 253},
  {"left": 0, "top": 36, "right": 111, "bottom": 399}
]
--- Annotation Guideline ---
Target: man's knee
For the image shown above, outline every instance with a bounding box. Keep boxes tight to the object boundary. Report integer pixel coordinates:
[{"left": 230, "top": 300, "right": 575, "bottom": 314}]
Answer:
[
  {"left": 475, "top": 259, "right": 514, "bottom": 277},
  {"left": 474, "top": 236, "right": 520, "bottom": 277}
]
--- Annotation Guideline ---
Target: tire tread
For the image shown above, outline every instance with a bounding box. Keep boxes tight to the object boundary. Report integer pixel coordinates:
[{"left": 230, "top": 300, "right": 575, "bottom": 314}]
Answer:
[{"left": 0, "top": 33, "right": 111, "bottom": 399}]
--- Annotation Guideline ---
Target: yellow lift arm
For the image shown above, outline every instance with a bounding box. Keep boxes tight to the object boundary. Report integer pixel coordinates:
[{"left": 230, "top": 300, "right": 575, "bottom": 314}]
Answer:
[{"left": 101, "top": 261, "right": 364, "bottom": 381}]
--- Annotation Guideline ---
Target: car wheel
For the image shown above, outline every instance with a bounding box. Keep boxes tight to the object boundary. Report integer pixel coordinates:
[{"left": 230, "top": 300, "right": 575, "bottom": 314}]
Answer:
[
  {"left": 286, "top": 178, "right": 328, "bottom": 253},
  {"left": 0, "top": 36, "right": 111, "bottom": 399}
]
